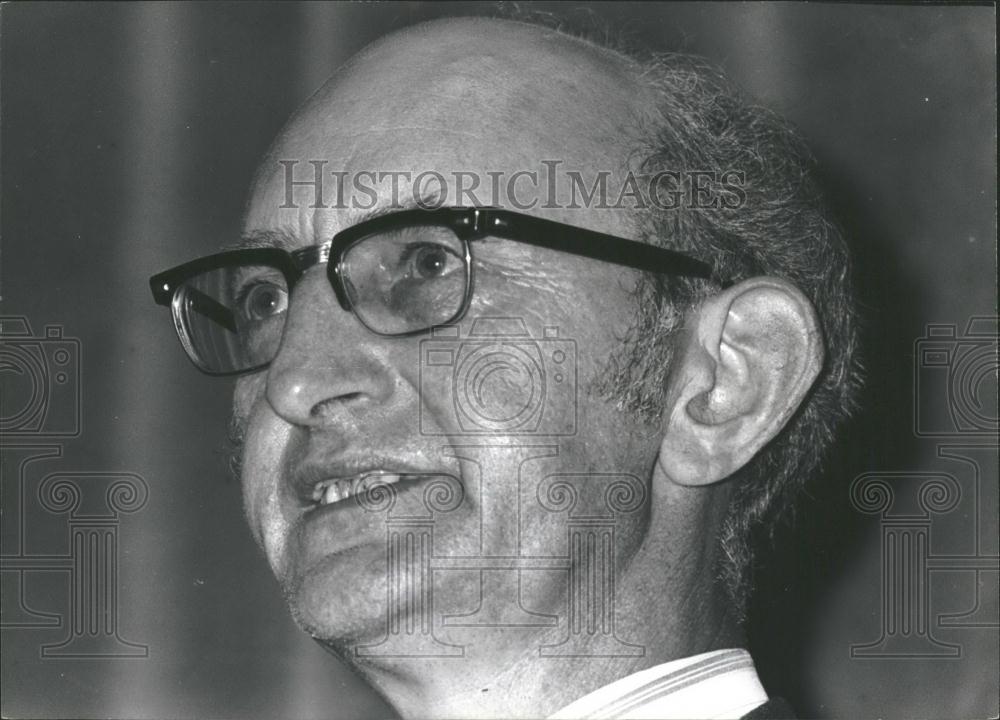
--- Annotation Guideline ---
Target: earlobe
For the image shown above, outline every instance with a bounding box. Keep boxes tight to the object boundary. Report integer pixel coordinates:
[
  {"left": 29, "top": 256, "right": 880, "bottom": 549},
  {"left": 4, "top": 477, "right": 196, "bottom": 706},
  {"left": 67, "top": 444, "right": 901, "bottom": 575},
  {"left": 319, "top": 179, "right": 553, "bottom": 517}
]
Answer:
[{"left": 658, "top": 277, "right": 824, "bottom": 487}]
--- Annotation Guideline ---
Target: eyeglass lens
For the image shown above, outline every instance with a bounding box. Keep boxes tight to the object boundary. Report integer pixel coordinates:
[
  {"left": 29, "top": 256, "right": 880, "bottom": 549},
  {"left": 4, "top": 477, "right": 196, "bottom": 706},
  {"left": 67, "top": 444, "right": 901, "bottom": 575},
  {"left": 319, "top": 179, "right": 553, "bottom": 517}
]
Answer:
[
  {"left": 341, "top": 224, "right": 467, "bottom": 335},
  {"left": 173, "top": 261, "right": 289, "bottom": 373},
  {"left": 174, "top": 224, "right": 468, "bottom": 373}
]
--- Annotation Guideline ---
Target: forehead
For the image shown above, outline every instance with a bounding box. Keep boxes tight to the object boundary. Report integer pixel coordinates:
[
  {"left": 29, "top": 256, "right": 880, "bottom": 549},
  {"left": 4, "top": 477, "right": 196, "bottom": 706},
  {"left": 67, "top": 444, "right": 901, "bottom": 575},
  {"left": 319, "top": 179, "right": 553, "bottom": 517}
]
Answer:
[{"left": 243, "top": 19, "right": 652, "bottom": 244}]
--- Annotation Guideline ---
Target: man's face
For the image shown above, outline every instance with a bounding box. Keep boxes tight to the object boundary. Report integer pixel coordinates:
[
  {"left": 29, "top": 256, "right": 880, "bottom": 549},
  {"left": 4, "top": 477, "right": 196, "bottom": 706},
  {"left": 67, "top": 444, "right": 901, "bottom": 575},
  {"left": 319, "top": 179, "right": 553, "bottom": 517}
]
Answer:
[{"left": 235, "top": 21, "right": 664, "bottom": 666}]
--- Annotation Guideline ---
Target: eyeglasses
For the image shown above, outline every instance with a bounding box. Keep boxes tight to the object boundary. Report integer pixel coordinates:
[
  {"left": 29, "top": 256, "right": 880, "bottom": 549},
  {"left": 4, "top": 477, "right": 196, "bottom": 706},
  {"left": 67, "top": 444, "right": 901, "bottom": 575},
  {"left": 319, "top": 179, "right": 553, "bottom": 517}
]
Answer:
[{"left": 150, "top": 206, "right": 719, "bottom": 375}]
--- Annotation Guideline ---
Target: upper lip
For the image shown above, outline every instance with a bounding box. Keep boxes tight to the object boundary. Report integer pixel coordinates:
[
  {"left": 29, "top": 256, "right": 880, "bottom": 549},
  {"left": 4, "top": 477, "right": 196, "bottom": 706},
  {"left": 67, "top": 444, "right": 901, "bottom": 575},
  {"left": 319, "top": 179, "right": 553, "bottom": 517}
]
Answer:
[{"left": 289, "top": 455, "right": 444, "bottom": 506}]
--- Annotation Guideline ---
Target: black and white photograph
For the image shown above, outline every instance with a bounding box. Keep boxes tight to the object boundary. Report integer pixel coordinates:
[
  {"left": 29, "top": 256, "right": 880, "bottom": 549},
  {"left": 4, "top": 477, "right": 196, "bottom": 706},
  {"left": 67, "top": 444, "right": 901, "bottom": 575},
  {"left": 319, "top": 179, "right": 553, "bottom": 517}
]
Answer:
[{"left": 1, "top": 2, "right": 996, "bottom": 718}]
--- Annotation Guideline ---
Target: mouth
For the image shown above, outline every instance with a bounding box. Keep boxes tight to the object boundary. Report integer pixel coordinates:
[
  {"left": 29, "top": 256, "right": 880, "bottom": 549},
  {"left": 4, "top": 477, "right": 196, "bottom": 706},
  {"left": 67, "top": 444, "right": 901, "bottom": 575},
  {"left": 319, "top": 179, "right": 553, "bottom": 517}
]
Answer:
[
  {"left": 291, "top": 455, "right": 464, "bottom": 516},
  {"left": 308, "top": 471, "right": 411, "bottom": 508}
]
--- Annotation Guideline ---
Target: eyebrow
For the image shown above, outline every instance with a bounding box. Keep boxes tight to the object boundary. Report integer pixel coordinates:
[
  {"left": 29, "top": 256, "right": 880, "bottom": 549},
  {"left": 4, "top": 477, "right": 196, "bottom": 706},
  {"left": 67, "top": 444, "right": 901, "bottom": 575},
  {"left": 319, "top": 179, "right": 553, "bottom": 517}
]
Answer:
[
  {"left": 230, "top": 187, "right": 449, "bottom": 252},
  {"left": 225, "top": 228, "right": 301, "bottom": 253},
  {"left": 353, "top": 185, "right": 448, "bottom": 224}
]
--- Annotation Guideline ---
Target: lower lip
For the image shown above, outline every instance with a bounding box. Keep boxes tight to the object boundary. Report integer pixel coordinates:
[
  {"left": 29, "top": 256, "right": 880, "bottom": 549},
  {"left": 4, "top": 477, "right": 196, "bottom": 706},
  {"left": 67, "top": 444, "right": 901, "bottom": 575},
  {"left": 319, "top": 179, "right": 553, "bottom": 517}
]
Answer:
[{"left": 295, "top": 475, "right": 459, "bottom": 562}]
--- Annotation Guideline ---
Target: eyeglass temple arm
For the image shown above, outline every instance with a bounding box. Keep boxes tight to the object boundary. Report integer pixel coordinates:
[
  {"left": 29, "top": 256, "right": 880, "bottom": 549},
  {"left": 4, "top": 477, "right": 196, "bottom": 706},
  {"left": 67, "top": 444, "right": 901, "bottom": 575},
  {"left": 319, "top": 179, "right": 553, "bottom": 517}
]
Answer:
[{"left": 488, "top": 213, "right": 717, "bottom": 280}]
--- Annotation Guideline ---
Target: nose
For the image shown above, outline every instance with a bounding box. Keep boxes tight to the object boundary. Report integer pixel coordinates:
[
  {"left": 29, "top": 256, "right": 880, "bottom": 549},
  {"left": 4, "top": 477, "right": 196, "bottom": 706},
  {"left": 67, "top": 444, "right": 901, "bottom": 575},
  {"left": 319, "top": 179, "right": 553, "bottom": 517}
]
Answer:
[{"left": 264, "top": 270, "right": 394, "bottom": 427}]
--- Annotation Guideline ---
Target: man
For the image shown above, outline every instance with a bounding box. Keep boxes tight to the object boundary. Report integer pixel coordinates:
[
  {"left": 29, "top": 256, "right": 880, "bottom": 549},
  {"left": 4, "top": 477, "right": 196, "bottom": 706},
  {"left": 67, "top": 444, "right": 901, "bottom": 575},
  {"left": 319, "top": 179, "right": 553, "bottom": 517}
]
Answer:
[{"left": 151, "top": 15, "right": 858, "bottom": 719}]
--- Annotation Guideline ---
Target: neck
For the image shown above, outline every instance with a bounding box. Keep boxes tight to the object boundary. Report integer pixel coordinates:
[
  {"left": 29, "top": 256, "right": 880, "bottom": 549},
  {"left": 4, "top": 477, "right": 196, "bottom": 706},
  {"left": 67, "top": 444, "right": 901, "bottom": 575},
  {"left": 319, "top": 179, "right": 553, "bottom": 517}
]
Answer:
[
  {"left": 338, "top": 514, "right": 740, "bottom": 718},
  {"left": 345, "top": 587, "right": 739, "bottom": 718},
  {"left": 329, "top": 476, "right": 740, "bottom": 718}
]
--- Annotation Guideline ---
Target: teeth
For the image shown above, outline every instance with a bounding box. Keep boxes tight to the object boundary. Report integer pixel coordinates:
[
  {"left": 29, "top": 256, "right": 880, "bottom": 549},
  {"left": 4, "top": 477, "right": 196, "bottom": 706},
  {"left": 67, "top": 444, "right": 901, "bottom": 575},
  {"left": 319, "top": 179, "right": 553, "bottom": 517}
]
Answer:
[
  {"left": 320, "top": 479, "right": 348, "bottom": 505},
  {"left": 359, "top": 473, "right": 400, "bottom": 494},
  {"left": 313, "top": 472, "right": 407, "bottom": 507}
]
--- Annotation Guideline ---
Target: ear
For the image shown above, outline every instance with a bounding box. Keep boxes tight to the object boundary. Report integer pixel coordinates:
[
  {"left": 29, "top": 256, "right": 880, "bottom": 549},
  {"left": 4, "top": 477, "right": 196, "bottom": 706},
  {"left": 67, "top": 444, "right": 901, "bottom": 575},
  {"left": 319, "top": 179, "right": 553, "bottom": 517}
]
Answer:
[{"left": 657, "top": 277, "right": 824, "bottom": 487}]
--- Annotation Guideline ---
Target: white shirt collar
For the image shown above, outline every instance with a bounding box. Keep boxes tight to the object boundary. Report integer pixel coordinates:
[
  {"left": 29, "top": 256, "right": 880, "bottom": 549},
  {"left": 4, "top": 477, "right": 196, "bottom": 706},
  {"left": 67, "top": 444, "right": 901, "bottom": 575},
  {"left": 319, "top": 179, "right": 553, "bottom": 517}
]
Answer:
[{"left": 548, "top": 649, "right": 769, "bottom": 720}]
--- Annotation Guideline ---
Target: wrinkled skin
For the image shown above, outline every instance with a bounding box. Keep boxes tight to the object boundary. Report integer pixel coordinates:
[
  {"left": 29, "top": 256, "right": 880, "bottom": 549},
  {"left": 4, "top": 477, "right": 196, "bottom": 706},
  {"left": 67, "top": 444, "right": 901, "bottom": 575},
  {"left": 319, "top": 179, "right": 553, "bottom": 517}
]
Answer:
[{"left": 234, "top": 18, "right": 746, "bottom": 719}]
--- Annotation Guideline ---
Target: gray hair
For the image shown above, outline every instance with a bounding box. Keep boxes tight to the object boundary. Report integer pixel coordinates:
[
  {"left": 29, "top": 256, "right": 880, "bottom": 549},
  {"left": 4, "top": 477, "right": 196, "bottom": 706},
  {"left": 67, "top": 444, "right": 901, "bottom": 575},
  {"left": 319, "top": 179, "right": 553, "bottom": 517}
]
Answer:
[
  {"left": 604, "top": 50, "right": 862, "bottom": 612},
  {"left": 492, "top": 7, "right": 862, "bottom": 612}
]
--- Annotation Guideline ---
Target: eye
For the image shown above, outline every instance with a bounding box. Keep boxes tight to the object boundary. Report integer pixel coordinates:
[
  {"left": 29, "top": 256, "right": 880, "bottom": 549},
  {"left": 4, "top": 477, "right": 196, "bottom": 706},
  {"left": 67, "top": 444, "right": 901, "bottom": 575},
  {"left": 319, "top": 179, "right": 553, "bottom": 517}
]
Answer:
[
  {"left": 238, "top": 281, "right": 288, "bottom": 322},
  {"left": 405, "top": 243, "right": 462, "bottom": 280}
]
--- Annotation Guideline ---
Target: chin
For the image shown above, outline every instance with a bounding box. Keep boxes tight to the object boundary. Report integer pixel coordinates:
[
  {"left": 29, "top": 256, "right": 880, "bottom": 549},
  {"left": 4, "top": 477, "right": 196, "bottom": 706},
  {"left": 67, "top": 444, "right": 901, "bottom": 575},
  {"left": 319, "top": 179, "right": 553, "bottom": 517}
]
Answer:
[{"left": 284, "top": 549, "right": 393, "bottom": 652}]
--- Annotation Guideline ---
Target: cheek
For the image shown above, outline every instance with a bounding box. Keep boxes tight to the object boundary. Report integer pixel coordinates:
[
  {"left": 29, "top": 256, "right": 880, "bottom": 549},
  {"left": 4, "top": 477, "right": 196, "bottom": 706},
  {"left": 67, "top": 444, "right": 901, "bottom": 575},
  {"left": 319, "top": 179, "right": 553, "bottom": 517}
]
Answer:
[
  {"left": 237, "top": 387, "right": 295, "bottom": 578},
  {"left": 231, "top": 373, "right": 265, "bottom": 433}
]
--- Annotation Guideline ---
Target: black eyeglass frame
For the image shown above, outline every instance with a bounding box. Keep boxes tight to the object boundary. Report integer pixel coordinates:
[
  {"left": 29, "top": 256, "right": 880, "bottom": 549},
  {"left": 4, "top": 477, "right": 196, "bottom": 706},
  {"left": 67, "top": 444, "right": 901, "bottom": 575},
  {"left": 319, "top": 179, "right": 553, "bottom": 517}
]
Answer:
[{"left": 150, "top": 206, "right": 721, "bottom": 375}]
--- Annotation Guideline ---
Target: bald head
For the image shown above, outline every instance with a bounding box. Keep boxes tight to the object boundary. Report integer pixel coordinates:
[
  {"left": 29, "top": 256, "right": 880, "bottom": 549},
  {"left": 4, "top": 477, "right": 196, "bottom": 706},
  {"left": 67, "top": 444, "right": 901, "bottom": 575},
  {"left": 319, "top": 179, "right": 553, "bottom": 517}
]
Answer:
[
  {"left": 331, "top": 16, "right": 646, "bottom": 139},
  {"left": 298, "top": 16, "right": 647, "bottom": 155},
  {"left": 218, "top": 12, "right": 859, "bottom": 718},
  {"left": 245, "top": 17, "right": 656, "bottom": 239}
]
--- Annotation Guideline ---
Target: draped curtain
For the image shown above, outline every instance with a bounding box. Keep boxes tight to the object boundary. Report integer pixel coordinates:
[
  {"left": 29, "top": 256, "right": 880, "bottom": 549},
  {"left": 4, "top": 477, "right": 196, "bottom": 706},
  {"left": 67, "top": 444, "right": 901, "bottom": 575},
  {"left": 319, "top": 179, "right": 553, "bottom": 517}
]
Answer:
[{"left": 1, "top": 3, "right": 995, "bottom": 717}]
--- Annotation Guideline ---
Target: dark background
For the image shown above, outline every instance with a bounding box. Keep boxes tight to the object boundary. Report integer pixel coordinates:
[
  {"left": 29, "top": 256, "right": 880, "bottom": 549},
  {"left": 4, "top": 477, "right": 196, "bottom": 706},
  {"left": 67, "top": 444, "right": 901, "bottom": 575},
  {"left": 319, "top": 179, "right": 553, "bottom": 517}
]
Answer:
[{"left": 1, "top": 2, "right": 996, "bottom": 718}]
